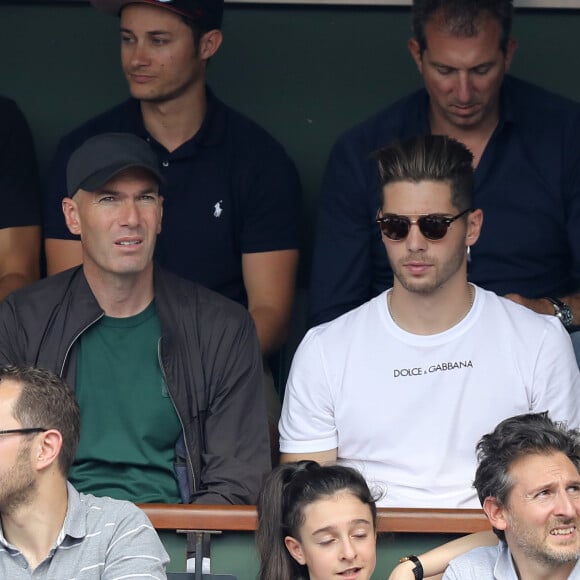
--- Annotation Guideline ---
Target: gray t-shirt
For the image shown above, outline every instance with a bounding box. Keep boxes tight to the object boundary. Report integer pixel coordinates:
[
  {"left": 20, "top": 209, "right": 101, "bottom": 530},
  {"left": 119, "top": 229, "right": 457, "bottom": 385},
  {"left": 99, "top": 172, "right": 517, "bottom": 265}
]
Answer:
[
  {"left": 0, "top": 482, "right": 168, "bottom": 579},
  {"left": 444, "top": 540, "right": 580, "bottom": 579}
]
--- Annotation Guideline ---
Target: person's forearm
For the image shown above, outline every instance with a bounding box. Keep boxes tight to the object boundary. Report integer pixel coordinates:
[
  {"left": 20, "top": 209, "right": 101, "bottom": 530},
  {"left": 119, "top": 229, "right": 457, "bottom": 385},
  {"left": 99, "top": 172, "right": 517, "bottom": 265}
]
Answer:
[
  {"left": 388, "top": 532, "right": 498, "bottom": 580},
  {"left": 242, "top": 248, "right": 298, "bottom": 356},
  {"left": 249, "top": 305, "right": 290, "bottom": 356},
  {"left": 0, "top": 272, "right": 39, "bottom": 301},
  {"left": 0, "top": 226, "right": 41, "bottom": 300},
  {"left": 504, "top": 292, "right": 580, "bottom": 328}
]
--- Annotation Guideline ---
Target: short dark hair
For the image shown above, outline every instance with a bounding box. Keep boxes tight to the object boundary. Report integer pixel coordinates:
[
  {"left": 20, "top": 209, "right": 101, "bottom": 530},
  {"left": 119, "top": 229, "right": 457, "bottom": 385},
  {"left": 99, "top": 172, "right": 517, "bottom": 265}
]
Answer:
[
  {"left": 256, "top": 461, "right": 378, "bottom": 580},
  {"left": 474, "top": 412, "right": 580, "bottom": 541},
  {"left": 412, "top": 0, "right": 514, "bottom": 54},
  {"left": 178, "top": 0, "right": 224, "bottom": 55},
  {"left": 180, "top": 15, "right": 204, "bottom": 54},
  {"left": 376, "top": 134, "right": 474, "bottom": 212},
  {"left": 0, "top": 366, "right": 81, "bottom": 477}
]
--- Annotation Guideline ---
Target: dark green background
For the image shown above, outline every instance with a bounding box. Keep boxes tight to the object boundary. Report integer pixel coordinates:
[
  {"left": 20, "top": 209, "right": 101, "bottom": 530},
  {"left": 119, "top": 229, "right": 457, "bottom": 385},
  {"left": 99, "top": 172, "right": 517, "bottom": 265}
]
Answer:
[{"left": 3, "top": 3, "right": 580, "bottom": 353}]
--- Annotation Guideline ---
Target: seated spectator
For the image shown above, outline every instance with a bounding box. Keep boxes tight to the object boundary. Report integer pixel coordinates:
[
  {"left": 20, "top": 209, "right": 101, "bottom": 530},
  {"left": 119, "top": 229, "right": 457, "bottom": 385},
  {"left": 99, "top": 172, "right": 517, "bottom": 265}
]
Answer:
[
  {"left": 280, "top": 135, "right": 580, "bottom": 508},
  {"left": 0, "top": 96, "right": 41, "bottom": 301},
  {"left": 389, "top": 414, "right": 580, "bottom": 580},
  {"left": 44, "top": 0, "right": 302, "bottom": 458},
  {"left": 257, "top": 460, "right": 377, "bottom": 580},
  {"left": 309, "top": 0, "right": 580, "bottom": 364},
  {"left": 443, "top": 412, "right": 580, "bottom": 579},
  {"left": 44, "top": 0, "right": 301, "bottom": 360},
  {"left": 0, "top": 132, "right": 270, "bottom": 506},
  {"left": 0, "top": 364, "right": 168, "bottom": 578}
]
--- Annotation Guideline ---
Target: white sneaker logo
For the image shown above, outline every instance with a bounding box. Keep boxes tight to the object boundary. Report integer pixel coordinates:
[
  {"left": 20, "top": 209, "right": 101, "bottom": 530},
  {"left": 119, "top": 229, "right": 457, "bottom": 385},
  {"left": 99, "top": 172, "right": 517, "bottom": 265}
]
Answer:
[{"left": 213, "top": 200, "right": 223, "bottom": 218}]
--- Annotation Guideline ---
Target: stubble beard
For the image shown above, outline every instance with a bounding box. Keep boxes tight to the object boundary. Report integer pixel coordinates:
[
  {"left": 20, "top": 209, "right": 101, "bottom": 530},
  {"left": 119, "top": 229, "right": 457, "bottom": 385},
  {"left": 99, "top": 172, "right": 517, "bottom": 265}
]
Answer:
[
  {"left": 509, "top": 513, "right": 580, "bottom": 568},
  {"left": 0, "top": 444, "right": 37, "bottom": 515},
  {"left": 443, "top": 104, "right": 486, "bottom": 131},
  {"left": 392, "top": 242, "right": 466, "bottom": 295}
]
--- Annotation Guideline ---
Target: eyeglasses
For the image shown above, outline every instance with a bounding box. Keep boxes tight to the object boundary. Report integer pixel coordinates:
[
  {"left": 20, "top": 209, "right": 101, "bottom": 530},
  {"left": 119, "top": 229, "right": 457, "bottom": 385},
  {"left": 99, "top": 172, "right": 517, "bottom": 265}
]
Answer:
[
  {"left": 376, "top": 208, "right": 472, "bottom": 241},
  {"left": 0, "top": 428, "right": 47, "bottom": 437}
]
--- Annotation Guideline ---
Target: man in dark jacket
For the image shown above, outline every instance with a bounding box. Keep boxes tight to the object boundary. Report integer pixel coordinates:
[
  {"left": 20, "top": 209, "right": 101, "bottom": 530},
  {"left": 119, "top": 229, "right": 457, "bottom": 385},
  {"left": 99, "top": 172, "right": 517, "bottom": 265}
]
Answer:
[{"left": 0, "top": 132, "right": 270, "bottom": 507}]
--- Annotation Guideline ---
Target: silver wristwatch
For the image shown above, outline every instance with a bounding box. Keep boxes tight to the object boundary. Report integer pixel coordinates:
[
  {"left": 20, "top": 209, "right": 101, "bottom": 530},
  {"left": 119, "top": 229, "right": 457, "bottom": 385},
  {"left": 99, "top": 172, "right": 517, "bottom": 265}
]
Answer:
[{"left": 545, "top": 297, "right": 574, "bottom": 328}]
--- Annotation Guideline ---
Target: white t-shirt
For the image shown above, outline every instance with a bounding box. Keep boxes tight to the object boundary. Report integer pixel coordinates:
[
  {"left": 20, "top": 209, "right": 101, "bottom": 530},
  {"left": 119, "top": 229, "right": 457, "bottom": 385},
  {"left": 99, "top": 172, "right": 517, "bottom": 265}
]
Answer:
[{"left": 279, "top": 286, "right": 580, "bottom": 508}]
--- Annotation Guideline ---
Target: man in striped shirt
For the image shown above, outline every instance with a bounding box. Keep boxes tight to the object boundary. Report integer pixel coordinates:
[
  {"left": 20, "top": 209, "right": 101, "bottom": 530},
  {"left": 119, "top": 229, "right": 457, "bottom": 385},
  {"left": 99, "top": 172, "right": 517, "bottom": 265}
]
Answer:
[{"left": 0, "top": 365, "right": 168, "bottom": 579}]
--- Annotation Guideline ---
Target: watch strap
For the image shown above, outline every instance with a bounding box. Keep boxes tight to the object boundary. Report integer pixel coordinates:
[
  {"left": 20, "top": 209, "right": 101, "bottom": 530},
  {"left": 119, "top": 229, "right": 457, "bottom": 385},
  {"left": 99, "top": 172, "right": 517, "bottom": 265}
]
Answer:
[
  {"left": 399, "top": 554, "right": 423, "bottom": 580},
  {"left": 545, "top": 296, "right": 574, "bottom": 328}
]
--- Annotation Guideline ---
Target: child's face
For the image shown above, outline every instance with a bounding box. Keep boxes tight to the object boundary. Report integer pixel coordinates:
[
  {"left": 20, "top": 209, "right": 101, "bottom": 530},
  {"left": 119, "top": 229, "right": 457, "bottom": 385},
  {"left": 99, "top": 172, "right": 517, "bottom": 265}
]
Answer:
[{"left": 284, "top": 491, "right": 376, "bottom": 580}]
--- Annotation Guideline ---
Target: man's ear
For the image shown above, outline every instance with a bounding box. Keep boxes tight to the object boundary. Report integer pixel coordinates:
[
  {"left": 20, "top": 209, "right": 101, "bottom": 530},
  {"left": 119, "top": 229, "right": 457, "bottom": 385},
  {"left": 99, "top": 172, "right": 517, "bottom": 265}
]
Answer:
[
  {"left": 483, "top": 496, "right": 508, "bottom": 532},
  {"left": 34, "top": 429, "right": 63, "bottom": 473},
  {"left": 199, "top": 29, "right": 223, "bottom": 61},
  {"left": 504, "top": 38, "right": 518, "bottom": 72},
  {"left": 466, "top": 208, "right": 483, "bottom": 248},
  {"left": 62, "top": 197, "right": 82, "bottom": 236},
  {"left": 407, "top": 38, "right": 423, "bottom": 74},
  {"left": 284, "top": 535, "right": 306, "bottom": 565}
]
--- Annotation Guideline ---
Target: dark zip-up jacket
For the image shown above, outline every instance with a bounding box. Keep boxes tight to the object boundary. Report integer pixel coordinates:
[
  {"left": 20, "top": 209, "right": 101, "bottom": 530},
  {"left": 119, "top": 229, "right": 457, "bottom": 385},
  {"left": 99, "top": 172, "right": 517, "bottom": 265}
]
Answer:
[{"left": 0, "top": 265, "right": 270, "bottom": 504}]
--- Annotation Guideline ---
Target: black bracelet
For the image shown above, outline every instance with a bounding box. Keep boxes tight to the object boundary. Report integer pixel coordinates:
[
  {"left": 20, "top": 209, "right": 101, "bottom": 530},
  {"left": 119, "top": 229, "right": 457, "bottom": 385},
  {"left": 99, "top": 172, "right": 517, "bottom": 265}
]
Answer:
[{"left": 399, "top": 554, "right": 424, "bottom": 580}]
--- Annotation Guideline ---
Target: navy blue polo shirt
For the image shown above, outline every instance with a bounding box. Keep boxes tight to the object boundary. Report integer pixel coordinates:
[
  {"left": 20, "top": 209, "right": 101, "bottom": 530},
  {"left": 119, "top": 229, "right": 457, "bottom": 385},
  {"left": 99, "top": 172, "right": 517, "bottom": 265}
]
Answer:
[
  {"left": 0, "top": 96, "right": 41, "bottom": 229},
  {"left": 309, "top": 75, "right": 580, "bottom": 326},
  {"left": 45, "top": 90, "right": 301, "bottom": 306}
]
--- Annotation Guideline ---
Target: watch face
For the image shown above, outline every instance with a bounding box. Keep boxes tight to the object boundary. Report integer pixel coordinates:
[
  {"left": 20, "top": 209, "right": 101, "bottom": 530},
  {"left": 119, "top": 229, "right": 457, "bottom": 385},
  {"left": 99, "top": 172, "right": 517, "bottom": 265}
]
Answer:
[
  {"left": 548, "top": 298, "right": 574, "bottom": 328},
  {"left": 561, "top": 305, "right": 574, "bottom": 328}
]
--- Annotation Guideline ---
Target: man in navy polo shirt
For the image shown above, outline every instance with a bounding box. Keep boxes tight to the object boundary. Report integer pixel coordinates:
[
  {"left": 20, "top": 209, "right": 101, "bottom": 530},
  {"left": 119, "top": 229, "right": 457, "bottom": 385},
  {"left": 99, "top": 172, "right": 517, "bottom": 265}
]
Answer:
[
  {"left": 45, "top": 0, "right": 301, "bottom": 363},
  {"left": 309, "top": 0, "right": 580, "bottom": 357}
]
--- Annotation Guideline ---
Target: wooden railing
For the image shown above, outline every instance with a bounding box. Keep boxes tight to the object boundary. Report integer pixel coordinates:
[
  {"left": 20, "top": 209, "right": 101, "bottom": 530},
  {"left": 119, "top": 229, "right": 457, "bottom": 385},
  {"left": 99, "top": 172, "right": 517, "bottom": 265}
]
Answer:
[{"left": 139, "top": 504, "right": 491, "bottom": 534}]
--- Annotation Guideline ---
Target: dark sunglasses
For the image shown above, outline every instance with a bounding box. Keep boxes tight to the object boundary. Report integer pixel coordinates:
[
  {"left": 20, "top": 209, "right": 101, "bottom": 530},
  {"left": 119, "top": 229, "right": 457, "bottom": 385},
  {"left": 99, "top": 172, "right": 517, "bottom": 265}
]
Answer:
[{"left": 376, "top": 208, "right": 472, "bottom": 241}]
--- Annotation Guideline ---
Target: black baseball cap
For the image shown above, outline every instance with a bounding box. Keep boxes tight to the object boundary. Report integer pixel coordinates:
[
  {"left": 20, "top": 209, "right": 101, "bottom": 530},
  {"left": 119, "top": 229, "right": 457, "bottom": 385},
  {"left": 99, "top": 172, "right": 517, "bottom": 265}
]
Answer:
[
  {"left": 90, "top": 0, "right": 224, "bottom": 31},
  {"left": 66, "top": 133, "right": 164, "bottom": 197}
]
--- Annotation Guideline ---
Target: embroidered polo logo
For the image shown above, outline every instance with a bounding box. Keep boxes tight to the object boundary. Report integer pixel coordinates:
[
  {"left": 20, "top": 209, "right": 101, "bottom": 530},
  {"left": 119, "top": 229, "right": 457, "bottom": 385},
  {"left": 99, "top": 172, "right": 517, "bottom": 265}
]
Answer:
[{"left": 213, "top": 200, "right": 223, "bottom": 218}]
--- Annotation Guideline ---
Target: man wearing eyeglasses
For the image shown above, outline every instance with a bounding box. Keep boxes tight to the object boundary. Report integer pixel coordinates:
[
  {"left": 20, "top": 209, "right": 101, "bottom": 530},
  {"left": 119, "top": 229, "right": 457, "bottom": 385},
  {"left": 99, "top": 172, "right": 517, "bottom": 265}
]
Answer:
[
  {"left": 309, "top": 0, "right": 580, "bottom": 362},
  {"left": 0, "top": 365, "right": 168, "bottom": 578},
  {"left": 280, "top": 135, "right": 580, "bottom": 509}
]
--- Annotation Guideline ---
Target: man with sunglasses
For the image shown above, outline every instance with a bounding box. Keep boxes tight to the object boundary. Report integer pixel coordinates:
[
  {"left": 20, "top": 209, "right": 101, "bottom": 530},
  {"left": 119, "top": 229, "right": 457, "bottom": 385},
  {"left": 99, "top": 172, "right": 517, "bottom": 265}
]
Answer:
[
  {"left": 309, "top": 0, "right": 580, "bottom": 362},
  {"left": 280, "top": 135, "right": 580, "bottom": 509},
  {"left": 0, "top": 365, "right": 168, "bottom": 578}
]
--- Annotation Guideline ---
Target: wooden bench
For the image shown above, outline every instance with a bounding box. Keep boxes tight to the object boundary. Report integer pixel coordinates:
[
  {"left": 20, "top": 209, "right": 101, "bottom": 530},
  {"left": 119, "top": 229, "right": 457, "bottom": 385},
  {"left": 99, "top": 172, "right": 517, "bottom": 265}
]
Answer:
[{"left": 139, "top": 504, "right": 491, "bottom": 578}]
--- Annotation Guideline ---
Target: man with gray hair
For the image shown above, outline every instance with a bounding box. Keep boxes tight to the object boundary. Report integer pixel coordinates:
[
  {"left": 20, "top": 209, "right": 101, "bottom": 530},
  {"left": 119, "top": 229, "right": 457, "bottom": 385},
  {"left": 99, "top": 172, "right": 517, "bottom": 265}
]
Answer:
[
  {"left": 280, "top": 135, "right": 580, "bottom": 510},
  {"left": 0, "top": 365, "right": 168, "bottom": 578},
  {"left": 0, "top": 132, "right": 270, "bottom": 509},
  {"left": 444, "top": 412, "right": 580, "bottom": 579}
]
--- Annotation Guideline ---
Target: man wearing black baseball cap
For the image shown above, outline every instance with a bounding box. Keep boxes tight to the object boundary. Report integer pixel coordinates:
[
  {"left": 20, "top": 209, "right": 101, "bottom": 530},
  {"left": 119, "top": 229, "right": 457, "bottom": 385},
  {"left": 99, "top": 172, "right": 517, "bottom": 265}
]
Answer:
[
  {"left": 0, "top": 132, "right": 270, "bottom": 513},
  {"left": 92, "top": 0, "right": 223, "bottom": 31},
  {"left": 66, "top": 131, "right": 165, "bottom": 196},
  {"left": 43, "top": 1, "right": 301, "bottom": 446}
]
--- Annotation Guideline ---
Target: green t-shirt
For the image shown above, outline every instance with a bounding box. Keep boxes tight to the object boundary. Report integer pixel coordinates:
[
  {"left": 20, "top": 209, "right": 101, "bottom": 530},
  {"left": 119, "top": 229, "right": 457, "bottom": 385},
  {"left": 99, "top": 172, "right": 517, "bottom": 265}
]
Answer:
[{"left": 69, "top": 302, "right": 182, "bottom": 503}]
